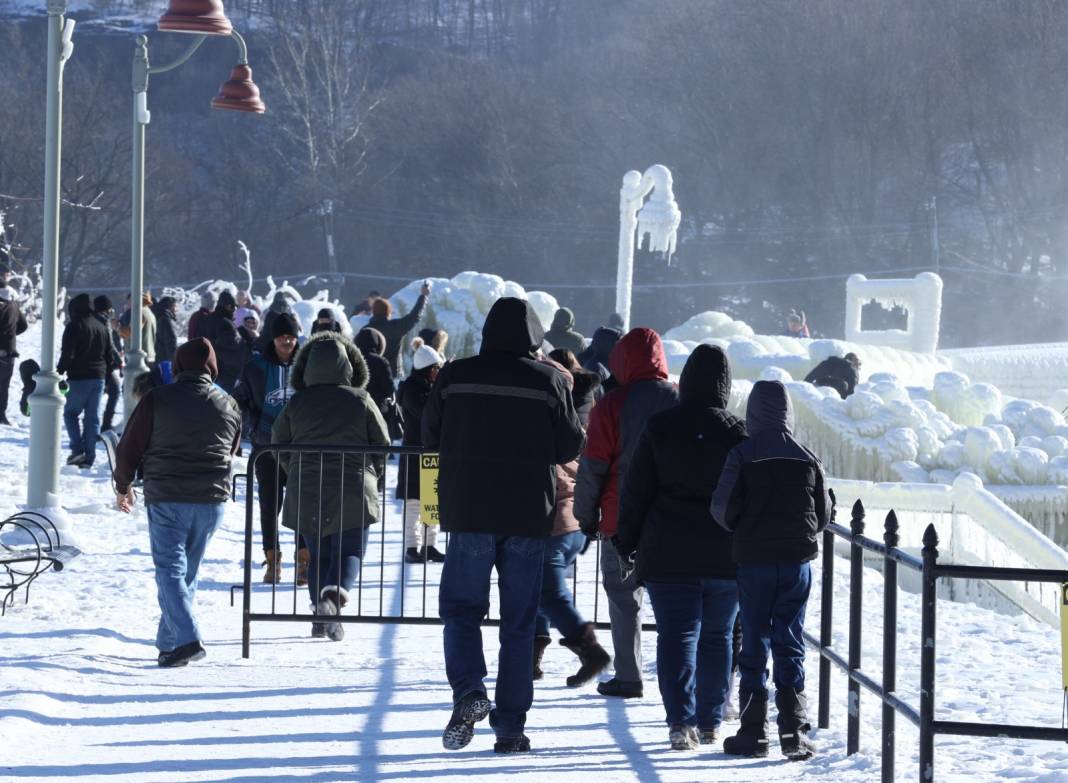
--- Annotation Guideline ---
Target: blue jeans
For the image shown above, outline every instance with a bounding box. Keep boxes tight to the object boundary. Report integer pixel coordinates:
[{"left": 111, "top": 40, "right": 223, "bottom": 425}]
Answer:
[
  {"left": 304, "top": 526, "right": 370, "bottom": 604},
  {"left": 439, "top": 532, "right": 546, "bottom": 739},
  {"left": 646, "top": 578, "right": 739, "bottom": 729},
  {"left": 147, "top": 502, "right": 226, "bottom": 652},
  {"left": 535, "top": 530, "right": 587, "bottom": 639},
  {"left": 736, "top": 562, "right": 812, "bottom": 695},
  {"left": 63, "top": 378, "right": 104, "bottom": 464}
]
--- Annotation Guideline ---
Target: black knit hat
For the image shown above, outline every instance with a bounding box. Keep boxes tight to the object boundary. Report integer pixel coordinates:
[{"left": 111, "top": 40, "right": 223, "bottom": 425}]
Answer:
[
  {"left": 93, "top": 295, "right": 113, "bottom": 313},
  {"left": 271, "top": 312, "right": 300, "bottom": 339}
]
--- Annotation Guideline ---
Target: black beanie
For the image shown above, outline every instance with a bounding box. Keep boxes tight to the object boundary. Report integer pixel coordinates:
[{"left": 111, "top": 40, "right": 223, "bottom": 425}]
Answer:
[
  {"left": 271, "top": 312, "right": 300, "bottom": 340},
  {"left": 93, "top": 295, "right": 113, "bottom": 314}
]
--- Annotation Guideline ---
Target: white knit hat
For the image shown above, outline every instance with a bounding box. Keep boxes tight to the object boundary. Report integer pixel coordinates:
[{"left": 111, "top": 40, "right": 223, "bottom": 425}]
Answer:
[{"left": 413, "top": 344, "right": 444, "bottom": 371}]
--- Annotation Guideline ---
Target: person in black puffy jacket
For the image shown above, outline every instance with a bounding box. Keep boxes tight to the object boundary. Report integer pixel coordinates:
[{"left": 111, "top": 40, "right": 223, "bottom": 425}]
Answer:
[
  {"left": 354, "top": 327, "right": 395, "bottom": 410},
  {"left": 615, "top": 344, "right": 746, "bottom": 750},
  {"left": 711, "top": 380, "right": 833, "bottom": 761},
  {"left": 193, "top": 290, "right": 249, "bottom": 394}
]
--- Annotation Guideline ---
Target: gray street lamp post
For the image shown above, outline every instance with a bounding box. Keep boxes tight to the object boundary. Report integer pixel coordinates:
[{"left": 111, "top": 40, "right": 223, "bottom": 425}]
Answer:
[
  {"left": 27, "top": 0, "right": 75, "bottom": 508},
  {"left": 122, "top": 27, "right": 264, "bottom": 423}
]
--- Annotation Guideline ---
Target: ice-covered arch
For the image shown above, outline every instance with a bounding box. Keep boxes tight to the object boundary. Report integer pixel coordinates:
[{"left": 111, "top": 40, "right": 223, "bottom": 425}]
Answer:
[{"left": 845, "top": 272, "right": 943, "bottom": 354}]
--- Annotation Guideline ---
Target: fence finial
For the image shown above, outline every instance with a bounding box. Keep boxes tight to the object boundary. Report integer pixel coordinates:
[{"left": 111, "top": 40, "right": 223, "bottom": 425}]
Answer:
[
  {"left": 884, "top": 510, "right": 900, "bottom": 549},
  {"left": 922, "top": 523, "right": 939, "bottom": 552},
  {"left": 851, "top": 498, "right": 866, "bottom": 535}
]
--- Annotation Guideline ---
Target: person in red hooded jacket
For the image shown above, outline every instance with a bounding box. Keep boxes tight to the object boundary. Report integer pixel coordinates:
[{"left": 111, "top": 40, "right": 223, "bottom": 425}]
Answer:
[{"left": 574, "top": 327, "right": 678, "bottom": 698}]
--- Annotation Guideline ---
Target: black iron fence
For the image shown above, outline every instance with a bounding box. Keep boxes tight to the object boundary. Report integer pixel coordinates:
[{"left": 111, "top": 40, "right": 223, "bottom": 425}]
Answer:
[
  {"left": 238, "top": 444, "right": 641, "bottom": 658},
  {"left": 805, "top": 499, "right": 1068, "bottom": 783}
]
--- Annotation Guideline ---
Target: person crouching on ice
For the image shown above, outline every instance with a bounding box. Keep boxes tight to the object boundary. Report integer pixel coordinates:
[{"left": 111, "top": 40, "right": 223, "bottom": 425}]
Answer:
[{"left": 710, "top": 380, "right": 833, "bottom": 761}]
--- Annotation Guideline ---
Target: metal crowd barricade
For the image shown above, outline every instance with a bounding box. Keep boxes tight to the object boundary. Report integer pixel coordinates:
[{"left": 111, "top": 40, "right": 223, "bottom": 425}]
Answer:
[
  {"left": 805, "top": 499, "right": 1068, "bottom": 783},
  {"left": 239, "top": 443, "right": 637, "bottom": 658}
]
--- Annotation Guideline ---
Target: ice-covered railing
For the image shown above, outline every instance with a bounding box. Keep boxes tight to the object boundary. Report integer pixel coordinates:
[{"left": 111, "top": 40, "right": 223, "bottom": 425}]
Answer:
[
  {"left": 941, "top": 342, "right": 1068, "bottom": 407},
  {"left": 829, "top": 473, "right": 1068, "bottom": 626},
  {"left": 724, "top": 375, "right": 1068, "bottom": 544}
]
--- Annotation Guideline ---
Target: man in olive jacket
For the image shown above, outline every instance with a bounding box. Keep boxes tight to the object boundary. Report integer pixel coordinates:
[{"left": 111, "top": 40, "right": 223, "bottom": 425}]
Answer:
[
  {"left": 422, "top": 297, "right": 586, "bottom": 755},
  {"left": 114, "top": 338, "right": 241, "bottom": 668}
]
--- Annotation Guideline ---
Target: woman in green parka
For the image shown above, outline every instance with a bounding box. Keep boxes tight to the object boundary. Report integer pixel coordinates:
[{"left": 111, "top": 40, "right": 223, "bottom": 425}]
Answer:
[{"left": 271, "top": 331, "right": 390, "bottom": 641}]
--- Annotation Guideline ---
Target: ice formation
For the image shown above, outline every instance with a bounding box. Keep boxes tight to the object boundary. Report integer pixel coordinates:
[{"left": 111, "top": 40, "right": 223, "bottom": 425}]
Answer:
[
  {"left": 845, "top": 272, "right": 943, "bottom": 353},
  {"left": 350, "top": 272, "right": 558, "bottom": 363}
]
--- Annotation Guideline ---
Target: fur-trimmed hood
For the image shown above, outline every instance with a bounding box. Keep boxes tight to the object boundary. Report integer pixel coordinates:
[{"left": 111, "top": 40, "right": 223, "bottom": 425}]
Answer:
[{"left": 290, "top": 331, "right": 369, "bottom": 391}]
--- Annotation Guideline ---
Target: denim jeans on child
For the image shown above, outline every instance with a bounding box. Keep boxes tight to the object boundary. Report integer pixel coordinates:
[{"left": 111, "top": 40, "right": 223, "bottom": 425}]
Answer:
[
  {"left": 646, "top": 577, "right": 739, "bottom": 729},
  {"left": 147, "top": 501, "right": 226, "bottom": 652},
  {"left": 535, "top": 530, "right": 587, "bottom": 639},
  {"left": 439, "top": 532, "right": 546, "bottom": 739},
  {"left": 735, "top": 562, "right": 812, "bottom": 695},
  {"left": 64, "top": 378, "right": 104, "bottom": 464}
]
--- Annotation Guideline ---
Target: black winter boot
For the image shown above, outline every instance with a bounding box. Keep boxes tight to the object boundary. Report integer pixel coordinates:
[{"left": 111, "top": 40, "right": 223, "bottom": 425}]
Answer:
[
  {"left": 560, "top": 622, "right": 612, "bottom": 687},
  {"left": 532, "top": 635, "right": 551, "bottom": 680},
  {"left": 776, "top": 688, "right": 816, "bottom": 761},
  {"left": 722, "top": 690, "right": 769, "bottom": 758}
]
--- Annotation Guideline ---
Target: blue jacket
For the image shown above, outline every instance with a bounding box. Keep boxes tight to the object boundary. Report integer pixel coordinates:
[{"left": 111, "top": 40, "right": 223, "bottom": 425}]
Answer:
[{"left": 232, "top": 343, "right": 294, "bottom": 444}]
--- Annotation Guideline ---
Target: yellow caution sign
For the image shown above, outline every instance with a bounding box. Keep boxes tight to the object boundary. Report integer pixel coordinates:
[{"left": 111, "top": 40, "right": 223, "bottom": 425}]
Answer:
[
  {"left": 419, "top": 453, "right": 440, "bottom": 526},
  {"left": 1062, "top": 582, "right": 1068, "bottom": 690}
]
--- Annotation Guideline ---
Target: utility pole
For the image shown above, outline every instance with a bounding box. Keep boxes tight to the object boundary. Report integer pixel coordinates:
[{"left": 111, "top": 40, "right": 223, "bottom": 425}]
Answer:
[{"left": 929, "top": 196, "right": 941, "bottom": 273}]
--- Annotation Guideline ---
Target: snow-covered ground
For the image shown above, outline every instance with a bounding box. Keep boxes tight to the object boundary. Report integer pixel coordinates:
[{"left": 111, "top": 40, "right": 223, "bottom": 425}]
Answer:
[{"left": 2, "top": 412, "right": 1067, "bottom": 782}]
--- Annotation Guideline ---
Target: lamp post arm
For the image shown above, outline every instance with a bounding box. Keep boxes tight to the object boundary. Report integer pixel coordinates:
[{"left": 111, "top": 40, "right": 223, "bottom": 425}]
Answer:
[
  {"left": 147, "top": 33, "right": 208, "bottom": 76},
  {"left": 229, "top": 29, "right": 250, "bottom": 65}
]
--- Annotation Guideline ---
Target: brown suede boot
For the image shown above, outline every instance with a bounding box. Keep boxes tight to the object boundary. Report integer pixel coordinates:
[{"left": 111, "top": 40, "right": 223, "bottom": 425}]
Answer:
[
  {"left": 295, "top": 548, "right": 310, "bottom": 587},
  {"left": 532, "top": 635, "right": 552, "bottom": 680},
  {"left": 263, "top": 550, "right": 282, "bottom": 584},
  {"left": 560, "top": 622, "right": 612, "bottom": 687}
]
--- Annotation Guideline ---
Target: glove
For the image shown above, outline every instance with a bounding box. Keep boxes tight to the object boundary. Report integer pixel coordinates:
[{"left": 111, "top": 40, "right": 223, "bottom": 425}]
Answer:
[{"left": 578, "top": 514, "right": 599, "bottom": 540}]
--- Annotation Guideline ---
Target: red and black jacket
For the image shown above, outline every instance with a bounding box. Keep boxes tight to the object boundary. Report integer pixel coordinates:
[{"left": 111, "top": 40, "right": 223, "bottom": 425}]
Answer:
[{"left": 573, "top": 328, "right": 678, "bottom": 538}]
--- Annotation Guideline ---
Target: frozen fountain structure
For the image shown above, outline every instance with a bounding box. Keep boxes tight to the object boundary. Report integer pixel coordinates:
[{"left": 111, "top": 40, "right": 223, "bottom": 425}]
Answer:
[{"left": 845, "top": 272, "right": 944, "bottom": 354}]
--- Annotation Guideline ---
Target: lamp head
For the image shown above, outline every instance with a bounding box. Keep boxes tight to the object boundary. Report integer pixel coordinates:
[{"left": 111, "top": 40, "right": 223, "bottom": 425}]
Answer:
[
  {"left": 636, "top": 196, "right": 681, "bottom": 256},
  {"left": 158, "top": 0, "right": 233, "bottom": 35},
  {"left": 212, "top": 63, "right": 265, "bottom": 113}
]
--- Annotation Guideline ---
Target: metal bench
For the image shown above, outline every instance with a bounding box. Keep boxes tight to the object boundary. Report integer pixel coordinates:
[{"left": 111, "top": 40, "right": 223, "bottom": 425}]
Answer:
[{"left": 0, "top": 511, "right": 81, "bottom": 615}]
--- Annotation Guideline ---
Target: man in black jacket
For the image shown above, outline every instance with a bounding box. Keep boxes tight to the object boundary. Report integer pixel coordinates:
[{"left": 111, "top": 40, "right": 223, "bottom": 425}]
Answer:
[
  {"left": 92, "top": 296, "right": 124, "bottom": 433},
  {"left": 114, "top": 338, "right": 241, "bottom": 668},
  {"left": 58, "top": 293, "right": 119, "bottom": 467},
  {"left": 423, "top": 297, "right": 585, "bottom": 755},
  {"left": 711, "top": 380, "right": 833, "bottom": 761},
  {"left": 0, "top": 264, "right": 28, "bottom": 425},
  {"left": 615, "top": 345, "right": 746, "bottom": 749},
  {"left": 368, "top": 282, "right": 430, "bottom": 378},
  {"left": 193, "top": 290, "right": 248, "bottom": 394},
  {"left": 154, "top": 296, "right": 180, "bottom": 366}
]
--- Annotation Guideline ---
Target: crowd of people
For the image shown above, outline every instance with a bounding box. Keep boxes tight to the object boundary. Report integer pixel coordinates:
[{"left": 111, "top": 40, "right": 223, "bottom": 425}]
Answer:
[{"left": 6, "top": 274, "right": 839, "bottom": 761}]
